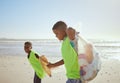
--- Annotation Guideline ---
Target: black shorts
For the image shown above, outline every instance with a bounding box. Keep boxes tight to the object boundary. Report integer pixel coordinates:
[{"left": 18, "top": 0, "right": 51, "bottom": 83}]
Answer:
[{"left": 34, "top": 73, "right": 41, "bottom": 83}]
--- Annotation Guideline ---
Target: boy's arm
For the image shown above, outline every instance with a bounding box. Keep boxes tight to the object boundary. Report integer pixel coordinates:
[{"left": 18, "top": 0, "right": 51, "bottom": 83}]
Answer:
[
  {"left": 35, "top": 54, "right": 64, "bottom": 68},
  {"left": 47, "top": 59, "right": 64, "bottom": 68}
]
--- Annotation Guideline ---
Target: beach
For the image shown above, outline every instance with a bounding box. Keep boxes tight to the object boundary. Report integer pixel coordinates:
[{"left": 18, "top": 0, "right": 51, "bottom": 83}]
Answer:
[
  {"left": 0, "top": 55, "right": 120, "bottom": 83},
  {"left": 0, "top": 39, "right": 120, "bottom": 83},
  {"left": 1, "top": 0, "right": 120, "bottom": 82},
  {"left": 0, "top": 56, "right": 66, "bottom": 83}
]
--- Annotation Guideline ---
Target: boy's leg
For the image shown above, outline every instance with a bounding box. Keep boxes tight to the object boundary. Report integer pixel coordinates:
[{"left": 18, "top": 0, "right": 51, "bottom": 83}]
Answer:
[
  {"left": 34, "top": 73, "right": 41, "bottom": 83},
  {"left": 66, "top": 79, "right": 82, "bottom": 83}
]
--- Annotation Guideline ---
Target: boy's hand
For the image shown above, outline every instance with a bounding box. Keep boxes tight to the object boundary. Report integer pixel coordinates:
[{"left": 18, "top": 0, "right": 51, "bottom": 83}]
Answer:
[
  {"left": 66, "top": 27, "right": 76, "bottom": 40},
  {"left": 47, "top": 63, "right": 55, "bottom": 69}
]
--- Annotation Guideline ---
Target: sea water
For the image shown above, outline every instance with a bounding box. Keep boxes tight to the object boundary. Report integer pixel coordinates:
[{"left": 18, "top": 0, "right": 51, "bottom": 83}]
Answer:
[
  {"left": 0, "top": 39, "right": 120, "bottom": 61},
  {"left": 0, "top": 39, "right": 61, "bottom": 57}
]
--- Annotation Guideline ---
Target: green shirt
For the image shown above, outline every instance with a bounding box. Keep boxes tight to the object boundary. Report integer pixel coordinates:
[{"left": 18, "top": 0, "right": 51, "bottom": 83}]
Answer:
[
  {"left": 28, "top": 50, "right": 45, "bottom": 79},
  {"left": 61, "top": 37, "right": 80, "bottom": 79}
]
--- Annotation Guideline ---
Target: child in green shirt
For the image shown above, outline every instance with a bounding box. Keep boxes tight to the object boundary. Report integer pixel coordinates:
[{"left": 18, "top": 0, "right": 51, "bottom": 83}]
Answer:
[
  {"left": 24, "top": 42, "right": 45, "bottom": 83},
  {"left": 48, "top": 21, "right": 81, "bottom": 83}
]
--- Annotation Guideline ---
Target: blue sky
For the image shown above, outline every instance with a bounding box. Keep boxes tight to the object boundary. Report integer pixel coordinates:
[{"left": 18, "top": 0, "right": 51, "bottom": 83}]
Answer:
[{"left": 0, "top": 0, "right": 120, "bottom": 40}]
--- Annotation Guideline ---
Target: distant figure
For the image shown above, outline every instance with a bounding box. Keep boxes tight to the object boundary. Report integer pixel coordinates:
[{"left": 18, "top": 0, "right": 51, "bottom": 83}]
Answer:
[{"left": 24, "top": 41, "right": 49, "bottom": 83}]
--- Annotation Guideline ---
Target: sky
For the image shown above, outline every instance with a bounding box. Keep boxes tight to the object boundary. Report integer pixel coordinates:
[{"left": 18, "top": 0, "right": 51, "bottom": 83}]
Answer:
[{"left": 0, "top": 0, "right": 120, "bottom": 40}]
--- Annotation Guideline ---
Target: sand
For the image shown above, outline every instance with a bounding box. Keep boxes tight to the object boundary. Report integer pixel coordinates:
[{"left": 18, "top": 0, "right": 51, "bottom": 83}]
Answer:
[{"left": 0, "top": 55, "right": 120, "bottom": 83}]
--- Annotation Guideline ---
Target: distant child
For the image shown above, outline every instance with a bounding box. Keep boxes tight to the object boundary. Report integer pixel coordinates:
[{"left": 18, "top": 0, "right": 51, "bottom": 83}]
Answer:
[
  {"left": 24, "top": 42, "right": 45, "bottom": 83},
  {"left": 48, "top": 21, "right": 81, "bottom": 83}
]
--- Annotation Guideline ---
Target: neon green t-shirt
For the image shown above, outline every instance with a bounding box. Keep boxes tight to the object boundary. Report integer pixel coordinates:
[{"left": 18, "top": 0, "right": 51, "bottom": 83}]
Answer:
[
  {"left": 28, "top": 50, "right": 45, "bottom": 79},
  {"left": 61, "top": 37, "right": 80, "bottom": 79}
]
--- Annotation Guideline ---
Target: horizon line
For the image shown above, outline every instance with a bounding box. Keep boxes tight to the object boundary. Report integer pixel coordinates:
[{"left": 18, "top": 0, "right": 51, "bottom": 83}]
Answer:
[{"left": 0, "top": 38, "right": 120, "bottom": 41}]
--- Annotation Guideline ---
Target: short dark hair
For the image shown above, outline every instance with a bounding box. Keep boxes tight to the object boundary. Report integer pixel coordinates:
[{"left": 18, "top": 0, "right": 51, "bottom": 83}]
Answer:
[
  {"left": 52, "top": 21, "right": 67, "bottom": 30},
  {"left": 24, "top": 41, "right": 32, "bottom": 46}
]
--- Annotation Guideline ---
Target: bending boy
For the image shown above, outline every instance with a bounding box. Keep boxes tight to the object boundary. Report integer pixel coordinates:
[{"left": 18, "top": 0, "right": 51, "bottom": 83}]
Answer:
[{"left": 48, "top": 21, "right": 81, "bottom": 83}]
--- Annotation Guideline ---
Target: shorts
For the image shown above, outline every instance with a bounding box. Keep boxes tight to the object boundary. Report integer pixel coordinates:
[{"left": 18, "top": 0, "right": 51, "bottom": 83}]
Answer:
[
  {"left": 34, "top": 72, "right": 41, "bottom": 83},
  {"left": 66, "top": 79, "right": 82, "bottom": 83}
]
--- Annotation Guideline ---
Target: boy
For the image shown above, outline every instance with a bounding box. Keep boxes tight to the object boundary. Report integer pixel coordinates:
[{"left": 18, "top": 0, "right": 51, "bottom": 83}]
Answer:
[
  {"left": 24, "top": 42, "right": 45, "bottom": 83},
  {"left": 48, "top": 21, "right": 81, "bottom": 83}
]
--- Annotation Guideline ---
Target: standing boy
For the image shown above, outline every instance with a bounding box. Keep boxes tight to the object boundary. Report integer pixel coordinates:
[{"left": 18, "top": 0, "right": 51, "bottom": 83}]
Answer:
[
  {"left": 48, "top": 21, "right": 81, "bottom": 83},
  {"left": 24, "top": 42, "right": 45, "bottom": 83}
]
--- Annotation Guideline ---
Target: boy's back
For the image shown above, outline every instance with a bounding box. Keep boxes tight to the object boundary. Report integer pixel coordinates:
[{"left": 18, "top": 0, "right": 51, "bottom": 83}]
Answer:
[{"left": 62, "top": 37, "right": 80, "bottom": 79}]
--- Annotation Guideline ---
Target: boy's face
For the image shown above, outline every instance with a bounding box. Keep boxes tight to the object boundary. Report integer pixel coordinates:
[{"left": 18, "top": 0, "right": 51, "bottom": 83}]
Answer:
[
  {"left": 53, "top": 29, "right": 66, "bottom": 40},
  {"left": 24, "top": 44, "right": 32, "bottom": 53}
]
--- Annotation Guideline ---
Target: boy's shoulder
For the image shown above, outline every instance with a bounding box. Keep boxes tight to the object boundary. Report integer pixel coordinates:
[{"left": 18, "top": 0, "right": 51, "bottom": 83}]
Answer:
[
  {"left": 35, "top": 53, "right": 39, "bottom": 59},
  {"left": 28, "top": 50, "right": 39, "bottom": 59}
]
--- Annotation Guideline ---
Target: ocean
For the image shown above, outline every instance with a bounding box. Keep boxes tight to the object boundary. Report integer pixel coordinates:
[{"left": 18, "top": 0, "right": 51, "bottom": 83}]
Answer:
[{"left": 0, "top": 39, "right": 120, "bottom": 60}]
